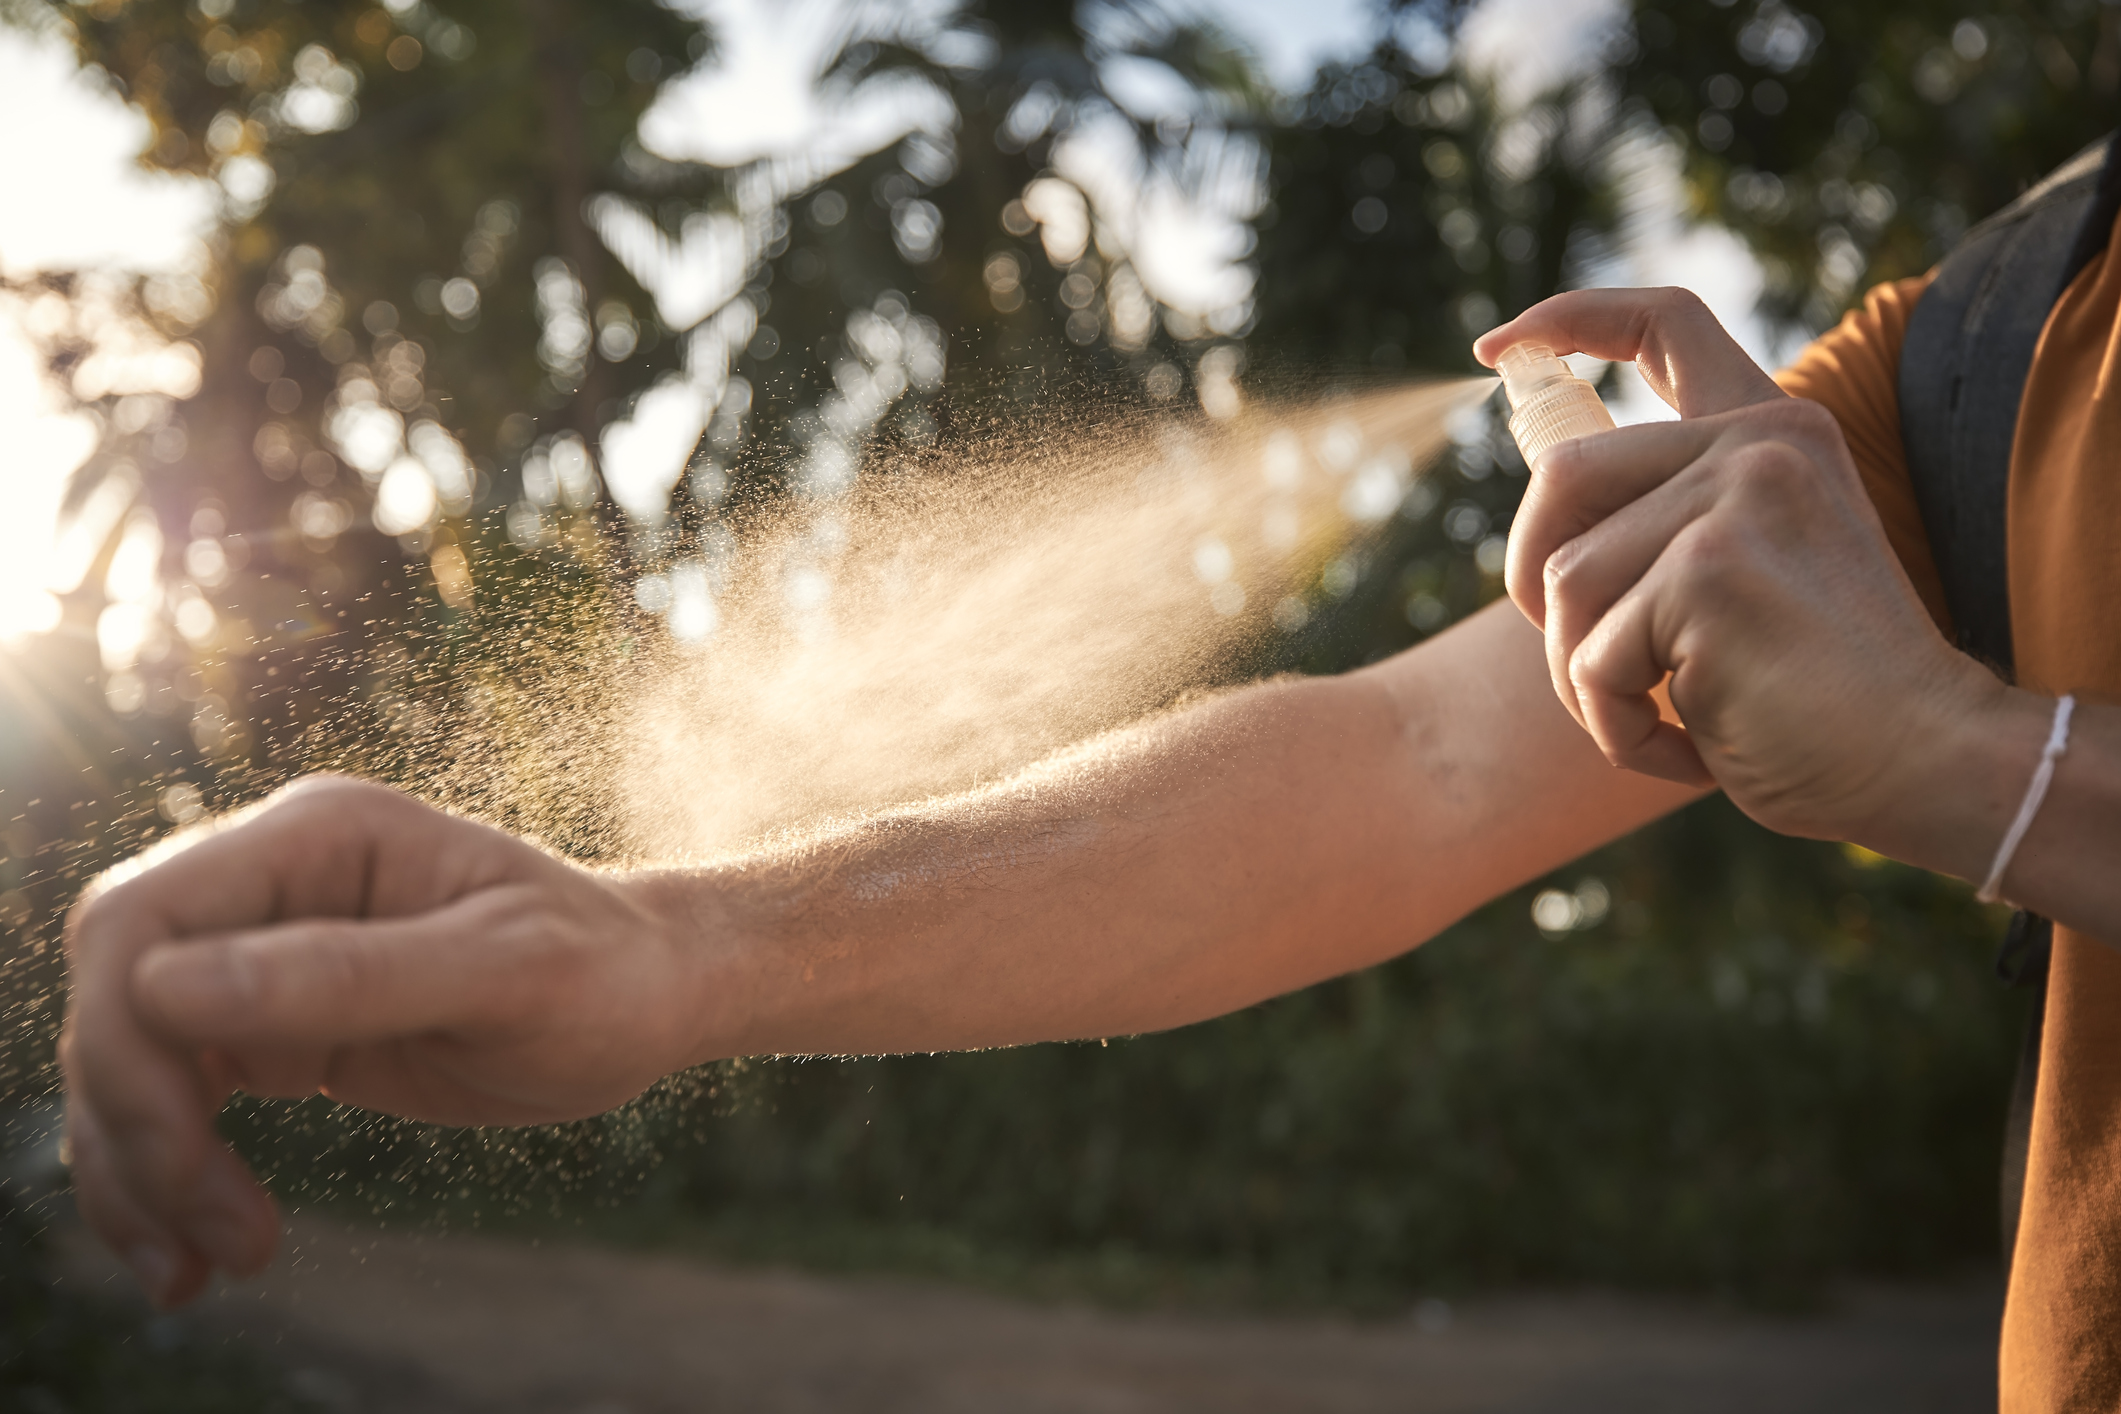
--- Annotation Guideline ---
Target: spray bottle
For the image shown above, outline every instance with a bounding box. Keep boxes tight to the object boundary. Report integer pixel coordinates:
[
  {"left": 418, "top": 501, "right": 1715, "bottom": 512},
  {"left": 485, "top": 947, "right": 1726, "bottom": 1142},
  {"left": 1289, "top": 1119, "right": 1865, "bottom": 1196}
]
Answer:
[{"left": 1495, "top": 343, "right": 1615, "bottom": 470}]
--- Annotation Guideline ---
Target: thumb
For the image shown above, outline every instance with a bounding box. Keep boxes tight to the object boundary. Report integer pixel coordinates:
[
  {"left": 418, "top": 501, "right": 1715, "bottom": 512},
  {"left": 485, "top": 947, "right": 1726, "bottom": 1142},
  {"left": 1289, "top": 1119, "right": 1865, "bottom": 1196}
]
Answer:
[
  {"left": 131, "top": 893, "right": 517, "bottom": 1049},
  {"left": 1473, "top": 287, "right": 1783, "bottom": 418}
]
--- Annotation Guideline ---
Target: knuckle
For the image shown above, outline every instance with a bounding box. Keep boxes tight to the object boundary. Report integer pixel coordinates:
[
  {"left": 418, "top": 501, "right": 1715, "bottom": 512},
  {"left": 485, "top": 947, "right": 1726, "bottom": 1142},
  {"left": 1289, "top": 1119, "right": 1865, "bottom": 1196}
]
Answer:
[
  {"left": 278, "top": 771, "right": 367, "bottom": 800},
  {"left": 226, "top": 928, "right": 329, "bottom": 1021},
  {"left": 1542, "top": 539, "right": 1590, "bottom": 600},
  {"left": 1668, "top": 520, "right": 1739, "bottom": 591},
  {"left": 498, "top": 907, "right": 584, "bottom": 1003},
  {"left": 64, "top": 880, "right": 134, "bottom": 958},
  {"left": 268, "top": 776, "right": 425, "bottom": 861},
  {"left": 1727, "top": 439, "right": 1808, "bottom": 493},
  {"left": 1777, "top": 396, "right": 1838, "bottom": 439},
  {"left": 1673, "top": 516, "right": 1729, "bottom": 562},
  {"left": 1733, "top": 398, "right": 1831, "bottom": 453},
  {"left": 1534, "top": 290, "right": 1590, "bottom": 320},
  {"left": 1566, "top": 645, "right": 1608, "bottom": 697},
  {"left": 1656, "top": 286, "right": 1710, "bottom": 320},
  {"left": 277, "top": 773, "right": 408, "bottom": 824},
  {"left": 1608, "top": 743, "right": 1655, "bottom": 774},
  {"left": 1536, "top": 436, "right": 1590, "bottom": 486},
  {"left": 1728, "top": 394, "right": 1834, "bottom": 448}
]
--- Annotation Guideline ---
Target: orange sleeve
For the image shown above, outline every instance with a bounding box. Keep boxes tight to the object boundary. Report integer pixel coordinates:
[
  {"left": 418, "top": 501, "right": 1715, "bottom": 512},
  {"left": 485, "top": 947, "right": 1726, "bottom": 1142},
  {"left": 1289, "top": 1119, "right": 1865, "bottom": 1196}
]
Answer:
[{"left": 1773, "top": 274, "right": 1953, "bottom": 636}]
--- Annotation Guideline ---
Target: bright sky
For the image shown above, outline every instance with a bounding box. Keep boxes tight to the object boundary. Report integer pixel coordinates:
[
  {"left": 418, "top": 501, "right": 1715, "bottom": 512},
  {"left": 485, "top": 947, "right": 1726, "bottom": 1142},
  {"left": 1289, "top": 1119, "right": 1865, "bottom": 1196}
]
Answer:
[
  {"left": 1187, "top": 0, "right": 1378, "bottom": 92},
  {"left": 0, "top": 0, "right": 1765, "bottom": 643},
  {"left": 642, "top": 0, "right": 954, "bottom": 167}
]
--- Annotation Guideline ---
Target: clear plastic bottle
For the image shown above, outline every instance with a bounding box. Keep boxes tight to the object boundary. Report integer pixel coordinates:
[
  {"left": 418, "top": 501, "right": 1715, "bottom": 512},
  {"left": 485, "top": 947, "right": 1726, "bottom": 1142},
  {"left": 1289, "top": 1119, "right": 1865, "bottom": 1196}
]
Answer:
[{"left": 1496, "top": 342, "right": 1615, "bottom": 470}]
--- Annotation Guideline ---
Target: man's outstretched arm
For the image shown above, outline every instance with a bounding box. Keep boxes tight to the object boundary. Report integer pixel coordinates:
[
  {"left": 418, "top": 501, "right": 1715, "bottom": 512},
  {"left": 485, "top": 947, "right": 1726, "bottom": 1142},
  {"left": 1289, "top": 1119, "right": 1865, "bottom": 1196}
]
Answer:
[
  {"left": 62, "top": 600, "right": 1701, "bottom": 1307},
  {"left": 638, "top": 598, "right": 1703, "bottom": 1062}
]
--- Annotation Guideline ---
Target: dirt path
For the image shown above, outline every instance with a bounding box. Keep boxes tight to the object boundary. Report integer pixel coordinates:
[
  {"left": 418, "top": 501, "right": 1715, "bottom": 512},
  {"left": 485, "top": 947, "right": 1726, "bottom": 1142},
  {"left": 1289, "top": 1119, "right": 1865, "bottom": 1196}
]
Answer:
[{"left": 51, "top": 1217, "right": 1999, "bottom": 1413}]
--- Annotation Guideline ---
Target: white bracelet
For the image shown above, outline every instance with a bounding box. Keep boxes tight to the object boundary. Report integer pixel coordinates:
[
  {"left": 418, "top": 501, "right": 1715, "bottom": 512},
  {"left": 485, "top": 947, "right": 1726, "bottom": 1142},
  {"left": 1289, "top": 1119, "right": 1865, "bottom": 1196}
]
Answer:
[{"left": 1977, "top": 694, "right": 2076, "bottom": 904}]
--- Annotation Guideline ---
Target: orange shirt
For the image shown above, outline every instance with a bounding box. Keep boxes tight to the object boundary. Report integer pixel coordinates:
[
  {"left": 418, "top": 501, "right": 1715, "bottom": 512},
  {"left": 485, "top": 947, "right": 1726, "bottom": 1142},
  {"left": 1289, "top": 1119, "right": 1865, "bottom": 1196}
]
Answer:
[
  {"left": 1775, "top": 275, "right": 1951, "bottom": 633},
  {"left": 1777, "top": 212, "right": 2121, "bottom": 1411}
]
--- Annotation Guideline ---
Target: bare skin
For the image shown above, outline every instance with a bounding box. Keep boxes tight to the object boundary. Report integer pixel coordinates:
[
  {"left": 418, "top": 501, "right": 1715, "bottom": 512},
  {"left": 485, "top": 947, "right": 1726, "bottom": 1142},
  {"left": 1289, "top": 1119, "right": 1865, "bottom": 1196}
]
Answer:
[
  {"left": 1474, "top": 288, "right": 2121, "bottom": 925},
  {"left": 60, "top": 288, "right": 2121, "bottom": 1309}
]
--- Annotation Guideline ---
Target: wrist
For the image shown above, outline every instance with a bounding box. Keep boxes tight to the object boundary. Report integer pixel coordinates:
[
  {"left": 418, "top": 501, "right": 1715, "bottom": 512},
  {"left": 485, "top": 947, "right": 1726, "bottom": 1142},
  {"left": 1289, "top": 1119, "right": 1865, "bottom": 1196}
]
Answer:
[
  {"left": 609, "top": 865, "right": 768, "bottom": 1071},
  {"left": 1852, "top": 663, "right": 2053, "bottom": 885}
]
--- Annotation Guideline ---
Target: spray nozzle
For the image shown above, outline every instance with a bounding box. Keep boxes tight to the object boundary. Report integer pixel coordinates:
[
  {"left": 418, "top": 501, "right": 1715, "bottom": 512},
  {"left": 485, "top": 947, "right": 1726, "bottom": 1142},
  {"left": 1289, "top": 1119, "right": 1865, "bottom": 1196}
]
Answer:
[
  {"left": 1494, "top": 341, "right": 1615, "bottom": 470},
  {"left": 1496, "top": 343, "right": 1573, "bottom": 406}
]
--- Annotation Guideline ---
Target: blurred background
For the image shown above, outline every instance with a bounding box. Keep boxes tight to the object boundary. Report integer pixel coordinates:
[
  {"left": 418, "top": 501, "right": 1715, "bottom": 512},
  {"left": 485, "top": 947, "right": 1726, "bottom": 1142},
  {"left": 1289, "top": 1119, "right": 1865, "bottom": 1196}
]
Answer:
[{"left": 0, "top": 0, "right": 2111, "bottom": 1406}]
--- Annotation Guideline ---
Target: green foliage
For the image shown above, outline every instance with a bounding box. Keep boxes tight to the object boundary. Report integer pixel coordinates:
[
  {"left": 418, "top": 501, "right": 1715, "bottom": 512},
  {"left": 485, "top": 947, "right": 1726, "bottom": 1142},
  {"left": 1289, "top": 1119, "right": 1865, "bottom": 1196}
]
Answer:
[
  {"left": 1253, "top": 48, "right": 1610, "bottom": 374},
  {"left": 728, "top": 3, "right": 1256, "bottom": 485},
  {"left": 1248, "top": 39, "right": 1593, "bottom": 669},
  {"left": 1616, "top": 0, "right": 2116, "bottom": 324},
  {"left": 40, "top": 0, "right": 711, "bottom": 783}
]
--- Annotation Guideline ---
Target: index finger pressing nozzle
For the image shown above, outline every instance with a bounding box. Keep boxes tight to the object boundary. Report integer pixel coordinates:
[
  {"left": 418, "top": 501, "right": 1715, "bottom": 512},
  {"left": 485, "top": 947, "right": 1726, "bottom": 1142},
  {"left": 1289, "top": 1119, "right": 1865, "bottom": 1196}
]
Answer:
[{"left": 1496, "top": 342, "right": 1616, "bottom": 469}]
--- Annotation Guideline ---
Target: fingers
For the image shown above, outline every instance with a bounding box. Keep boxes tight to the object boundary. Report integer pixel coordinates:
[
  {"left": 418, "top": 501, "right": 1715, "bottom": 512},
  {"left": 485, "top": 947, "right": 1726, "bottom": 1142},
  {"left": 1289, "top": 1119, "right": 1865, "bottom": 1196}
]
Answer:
[
  {"left": 59, "top": 776, "right": 567, "bottom": 1306},
  {"left": 1540, "top": 484, "right": 1721, "bottom": 729},
  {"left": 132, "top": 890, "right": 529, "bottom": 1052},
  {"left": 1500, "top": 394, "right": 1860, "bottom": 760},
  {"left": 62, "top": 920, "right": 263, "bottom": 1277},
  {"left": 1475, "top": 287, "right": 1784, "bottom": 418},
  {"left": 1504, "top": 416, "right": 1727, "bottom": 630},
  {"left": 63, "top": 1023, "right": 280, "bottom": 1279},
  {"left": 66, "top": 1098, "right": 210, "bottom": 1308},
  {"left": 82, "top": 776, "right": 487, "bottom": 944},
  {"left": 62, "top": 1037, "right": 279, "bottom": 1305},
  {"left": 1568, "top": 550, "right": 1715, "bottom": 788},
  {"left": 207, "top": 1042, "right": 337, "bottom": 1101}
]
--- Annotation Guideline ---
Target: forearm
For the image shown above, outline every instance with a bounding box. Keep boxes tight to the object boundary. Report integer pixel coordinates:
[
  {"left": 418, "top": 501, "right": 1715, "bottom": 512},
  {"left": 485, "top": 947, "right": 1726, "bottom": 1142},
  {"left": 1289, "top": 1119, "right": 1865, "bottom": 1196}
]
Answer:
[
  {"left": 632, "top": 603, "right": 1703, "bottom": 1062},
  {"left": 638, "top": 675, "right": 1428, "bottom": 1060}
]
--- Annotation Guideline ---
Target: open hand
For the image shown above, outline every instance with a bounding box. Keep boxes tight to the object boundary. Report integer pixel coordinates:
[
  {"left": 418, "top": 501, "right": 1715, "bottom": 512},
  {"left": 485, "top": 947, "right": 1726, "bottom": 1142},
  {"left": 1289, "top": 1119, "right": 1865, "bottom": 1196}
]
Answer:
[{"left": 60, "top": 776, "right": 711, "bottom": 1306}]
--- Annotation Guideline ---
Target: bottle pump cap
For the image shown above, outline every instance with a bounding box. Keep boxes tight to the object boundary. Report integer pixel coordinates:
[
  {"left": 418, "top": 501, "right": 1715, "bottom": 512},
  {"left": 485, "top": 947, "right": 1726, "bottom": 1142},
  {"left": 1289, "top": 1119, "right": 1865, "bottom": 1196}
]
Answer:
[
  {"left": 1496, "top": 343, "right": 1572, "bottom": 410},
  {"left": 1495, "top": 342, "right": 1615, "bottom": 470}
]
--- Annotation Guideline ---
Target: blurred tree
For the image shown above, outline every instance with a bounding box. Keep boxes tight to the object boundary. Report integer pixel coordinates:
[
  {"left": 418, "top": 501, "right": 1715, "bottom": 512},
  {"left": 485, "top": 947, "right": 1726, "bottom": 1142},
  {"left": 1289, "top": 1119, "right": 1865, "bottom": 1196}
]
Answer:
[
  {"left": 1253, "top": 54, "right": 1606, "bottom": 373},
  {"left": 1246, "top": 37, "right": 1617, "bottom": 670},
  {"left": 7, "top": 0, "right": 2101, "bottom": 848},
  {"left": 24, "top": 0, "right": 707, "bottom": 789},
  {"left": 0, "top": 0, "right": 718, "bottom": 1255},
  {"left": 5, "top": 0, "right": 1293, "bottom": 785},
  {"left": 645, "top": 0, "right": 1273, "bottom": 521},
  {"left": 1616, "top": 0, "right": 2117, "bottom": 326}
]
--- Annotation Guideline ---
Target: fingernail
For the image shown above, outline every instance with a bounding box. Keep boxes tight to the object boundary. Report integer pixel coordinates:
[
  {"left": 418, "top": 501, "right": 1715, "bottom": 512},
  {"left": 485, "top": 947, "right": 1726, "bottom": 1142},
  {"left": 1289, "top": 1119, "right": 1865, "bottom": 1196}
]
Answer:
[{"left": 125, "top": 1242, "right": 177, "bottom": 1300}]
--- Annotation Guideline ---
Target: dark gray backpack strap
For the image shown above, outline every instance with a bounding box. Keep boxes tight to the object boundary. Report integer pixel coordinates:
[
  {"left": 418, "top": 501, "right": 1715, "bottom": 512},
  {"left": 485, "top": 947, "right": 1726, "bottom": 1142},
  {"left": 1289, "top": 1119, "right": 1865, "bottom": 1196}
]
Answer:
[
  {"left": 1897, "top": 130, "right": 2119, "bottom": 673},
  {"left": 1994, "top": 910, "right": 2053, "bottom": 1263},
  {"left": 1895, "top": 128, "right": 2121, "bottom": 1273}
]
